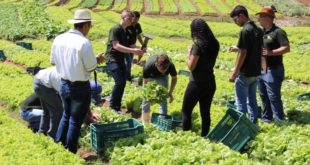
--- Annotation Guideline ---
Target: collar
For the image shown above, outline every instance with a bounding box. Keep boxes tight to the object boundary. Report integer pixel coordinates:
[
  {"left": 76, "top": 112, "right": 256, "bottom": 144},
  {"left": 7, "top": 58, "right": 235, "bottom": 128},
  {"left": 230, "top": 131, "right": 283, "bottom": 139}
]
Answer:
[
  {"left": 69, "top": 29, "right": 84, "bottom": 37},
  {"left": 264, "top": 24, "right": 277, "bottom": 33}
]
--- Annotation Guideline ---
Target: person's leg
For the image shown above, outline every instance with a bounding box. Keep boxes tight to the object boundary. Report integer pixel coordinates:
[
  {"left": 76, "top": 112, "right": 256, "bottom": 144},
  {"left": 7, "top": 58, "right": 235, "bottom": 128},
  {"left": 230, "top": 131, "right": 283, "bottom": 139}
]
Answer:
[
  {"left": 266, "top": 66, "right": 285, "bottom": 121},
  {"left": 258, "top": 76, "right": 273, "bottom": 122},
  {"left": 125, "top": 53, "right": 134, "bottom": 81},
  {"left": 107, "top": 62, "right": 126, "bottom": 111},
  {"left": 182, "top": 81, "right": 199, "bottom": 132},
  {"left": 20, "top": 109, "right": 43, "bottom": 131},
  {"left": 235, "top": 74, "right": 248, "bottom": 115},
  {"left": 65, "top": 82, "right": 91, "bottom": 153},
  {"left": 55, "top": 80, "right": 71, "bottom": 145},
  {"left": 247, "top": 77, "right": 258, "bottom": 124},
  {"left": 198, "top": 80, "right": 216, "bottom": 136},
  {"left": 156, "top": 76, "right": 169, "bottom": 115}
]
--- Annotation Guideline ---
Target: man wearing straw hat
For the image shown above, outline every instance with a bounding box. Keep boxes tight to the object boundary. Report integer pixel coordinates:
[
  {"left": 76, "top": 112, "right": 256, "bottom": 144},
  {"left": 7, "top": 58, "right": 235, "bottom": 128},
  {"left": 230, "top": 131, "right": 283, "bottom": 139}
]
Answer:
[{"left": 50, "top": 9, "right": 104, "bottom": 153}]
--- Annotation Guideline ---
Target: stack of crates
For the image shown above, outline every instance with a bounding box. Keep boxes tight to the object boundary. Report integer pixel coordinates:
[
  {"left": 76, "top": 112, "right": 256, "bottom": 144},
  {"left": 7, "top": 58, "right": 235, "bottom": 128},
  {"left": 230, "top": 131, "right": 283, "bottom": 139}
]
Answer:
[
  {"left": 90, "top": 118, "right": 144, "bottom": 153},
  {"left": 151, "top": 113, "right": 182, "bottom": 131},
  {"left": 205, "top": 109, "right": 259, "bottom": 151}
]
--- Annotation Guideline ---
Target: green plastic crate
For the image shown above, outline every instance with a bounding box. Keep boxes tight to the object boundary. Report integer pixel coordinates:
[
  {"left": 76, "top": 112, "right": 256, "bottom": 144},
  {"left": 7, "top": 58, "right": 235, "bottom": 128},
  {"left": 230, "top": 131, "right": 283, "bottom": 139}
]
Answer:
[
  {"left": 0, "top": 50, "right": 6, "bottom": 61},
  {"left": 205, "top": 109, "right": 259, "bottom": 151},
  {"left": 151, "top": 113, "right": 182, "bottom": 131},
  {"left": 16, "top": 42, "right": 33, "bottom": 50},
  {"left": 90, "top": 118, "right": 144, "bottom": 153},
  {"left": 297, "top": 92, "right": 310, "bottom": 101}
]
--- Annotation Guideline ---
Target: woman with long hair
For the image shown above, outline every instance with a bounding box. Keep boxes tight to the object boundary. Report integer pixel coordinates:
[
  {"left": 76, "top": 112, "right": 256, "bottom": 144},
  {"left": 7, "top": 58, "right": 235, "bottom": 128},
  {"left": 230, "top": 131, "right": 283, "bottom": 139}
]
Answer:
[{"left": 182, "top": 19, "right": 220, "bottom": 136}]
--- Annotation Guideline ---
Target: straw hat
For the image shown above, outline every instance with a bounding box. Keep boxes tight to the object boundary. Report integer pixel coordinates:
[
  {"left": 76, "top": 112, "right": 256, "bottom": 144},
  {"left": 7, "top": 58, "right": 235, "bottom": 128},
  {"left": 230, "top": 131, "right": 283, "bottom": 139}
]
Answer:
[{"left": 68, "top": 9, "right": 94, "bottom": 24}]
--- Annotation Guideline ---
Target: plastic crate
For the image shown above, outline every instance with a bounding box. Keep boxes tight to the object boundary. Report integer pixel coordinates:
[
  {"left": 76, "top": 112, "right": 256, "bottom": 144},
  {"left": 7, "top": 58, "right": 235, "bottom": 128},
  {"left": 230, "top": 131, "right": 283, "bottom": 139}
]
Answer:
[
  {"left": 90, "top": 118, "right": 144, "bottom": 153},
  {"left": 205, "top": 109, "right": 259, "bottom": 151},
  {"left": 16, "top": 42, "right": 32, "bottom": 50},
  {"left": 226, "top": 100, "right": 262, "bottom": 118},
  {"left": 0, "top": 50, "right": 6, "bottom": 61},
  {"left": 151, "top": 113, "right": 182, "bottom": 131},
  {"left": 297, "top": 92, "right": 310, "bottom": 101},
  {"left": 178, "top": 70, "right": 190, "bottom": 76}
]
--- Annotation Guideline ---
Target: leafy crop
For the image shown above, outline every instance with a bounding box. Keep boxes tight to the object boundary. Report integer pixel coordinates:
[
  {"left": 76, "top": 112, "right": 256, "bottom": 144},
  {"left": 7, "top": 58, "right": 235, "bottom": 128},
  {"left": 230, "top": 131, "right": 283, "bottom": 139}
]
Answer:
[{"left": 142, "top": 81, "right": 168, "bottom": 104}]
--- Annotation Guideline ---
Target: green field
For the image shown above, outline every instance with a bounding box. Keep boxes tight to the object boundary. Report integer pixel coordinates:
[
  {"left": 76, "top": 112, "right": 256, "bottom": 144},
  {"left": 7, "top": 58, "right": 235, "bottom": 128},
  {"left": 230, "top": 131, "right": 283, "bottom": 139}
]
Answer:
[{"left": 0, "top": 0, "right": 309, "bottom": 164}]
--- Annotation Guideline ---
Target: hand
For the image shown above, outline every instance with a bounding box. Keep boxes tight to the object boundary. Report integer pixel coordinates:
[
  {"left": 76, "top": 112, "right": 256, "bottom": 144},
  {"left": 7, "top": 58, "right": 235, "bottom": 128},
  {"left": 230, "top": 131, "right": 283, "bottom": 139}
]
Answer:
[
  {"left": 96, "top": 53, "right": 105, "bottom": 64},
  {"left": 138, "top": 60, "right": 145, "bottom": 66},
  {"left": 262, "top": 47, "right": 272, "bottom": 56},
  {"left": 168, "top": 92, "right": 174, "bottom": 103},
  {"left": 133, "top": 48, "right": 144, "bottom": 56},
  {"left": 229, "top": 70, "right": 238, "bottom": 82},
  {"left": 188, "top": 45, "right": 193, "bottom": 54},
  {"left": 132, "top": 59, "right": 138, "bottom": 64},
  {"left": 228, "top": 46, "right": 239, "bottom": 52},
  {"left": 89, "top": 111, "right": 100, "bottom": 123}
]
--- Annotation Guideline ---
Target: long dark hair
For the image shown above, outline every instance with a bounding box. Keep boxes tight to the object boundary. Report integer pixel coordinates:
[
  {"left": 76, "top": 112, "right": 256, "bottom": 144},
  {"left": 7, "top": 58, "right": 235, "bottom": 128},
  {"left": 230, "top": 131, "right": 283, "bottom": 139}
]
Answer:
[{"left": 190, "top": 19, "right": 219, "bottom": 54}]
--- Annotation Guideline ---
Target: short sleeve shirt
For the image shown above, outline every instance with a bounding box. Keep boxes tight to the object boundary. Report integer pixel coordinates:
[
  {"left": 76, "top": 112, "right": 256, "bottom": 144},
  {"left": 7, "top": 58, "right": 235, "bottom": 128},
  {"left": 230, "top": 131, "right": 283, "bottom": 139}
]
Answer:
[
  {"left": 105, "top": 24, "right": 129, "bottom": 63},
  {"left": 143, "top": 55, "right": 177, "bottom": 79},
  {"left": 237, "top": 21, "right": 263, "bottom": 77},
  {"left": 263, "top": 25, "right": 289, "bottom": 66},
  {"left": 50, "top": 29, "right": 97, "bottom": 82},
  {"left": 126, "top": 23, "right": 142, "bottom": 45},
  {"left": 190, "top": 41, "right": 219, "bottom": 82}
]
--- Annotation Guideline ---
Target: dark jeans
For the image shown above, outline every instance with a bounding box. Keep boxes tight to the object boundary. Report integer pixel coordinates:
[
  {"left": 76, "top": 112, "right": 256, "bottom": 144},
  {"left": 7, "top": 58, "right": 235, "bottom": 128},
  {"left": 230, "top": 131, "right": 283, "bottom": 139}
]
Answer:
[
  {"left": 182, "top": 80, "right": 216, "bottom": 136},
  {"left": 55, "top": 79, "right": 91, "bottom": 153},
  {"left": 107, "top": 62, "right": 127, "bottom": 111},
  {"left": 125, "top": 53, "right": 133, "bottom": 81},
  {"left": 33, "top": 79, "right": 63, "bottom": 139},
  {"left": 258, "top": 65, "right": 285, "bottom": 121}
]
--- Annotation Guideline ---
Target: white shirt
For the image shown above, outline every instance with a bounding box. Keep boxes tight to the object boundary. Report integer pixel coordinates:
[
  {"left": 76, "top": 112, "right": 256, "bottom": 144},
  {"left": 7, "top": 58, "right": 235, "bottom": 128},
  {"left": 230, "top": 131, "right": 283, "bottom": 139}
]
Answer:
[
  {"left": 50, "top": 29, "right": 97, "bottom": 82},
  {"left": 35, "top": 67, "right": 61, "bottom": 92}
]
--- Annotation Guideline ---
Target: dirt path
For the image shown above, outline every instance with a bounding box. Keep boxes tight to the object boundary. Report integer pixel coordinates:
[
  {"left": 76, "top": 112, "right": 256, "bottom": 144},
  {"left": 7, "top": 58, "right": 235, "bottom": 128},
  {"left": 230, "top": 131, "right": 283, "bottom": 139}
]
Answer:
[
  {"left": 158, "top": 0, "right": 164, "bottom": 15},
  {"left": 189, "top": 0, "right": 202, "bottom": 15},
  {"left": 205, "top": 0, "right": 223, "bottom": 15},
  {"left": 296, "top": 0, "right": 310, "bottom": 6}
]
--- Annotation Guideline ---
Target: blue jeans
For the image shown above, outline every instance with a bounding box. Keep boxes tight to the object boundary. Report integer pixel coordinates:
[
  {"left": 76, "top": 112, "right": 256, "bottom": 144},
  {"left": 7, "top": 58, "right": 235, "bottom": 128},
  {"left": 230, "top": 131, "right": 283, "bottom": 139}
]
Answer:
[
  {"left": 258, "top": 65, "right": 284, "bottom": 121},
  {"left": 33, "top": 79, "right": 63, "bottom": 139},
  {"left": 107, "top": 62, "right": 126, "bottom": 111},
  {"left": 235, "top": 74, "right": 259, "bottom": 124},
  {"left": 20, "top": 109, "right": 43, "bottom": 131},
  {"left": 142, "top": 76, "right": 168, "bottom": 115},
  {"left": 55, "top": 80, "right": 91, "bottom": 153},
  {"left": 125, "top": 53, "right": 133, "bottom": 81}
]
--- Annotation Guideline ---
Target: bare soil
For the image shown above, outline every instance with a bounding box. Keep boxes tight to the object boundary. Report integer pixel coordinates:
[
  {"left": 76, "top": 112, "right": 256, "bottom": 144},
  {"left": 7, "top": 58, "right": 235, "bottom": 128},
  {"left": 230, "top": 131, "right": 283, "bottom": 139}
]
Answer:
[{"left": 296, "top": 0, "right": 310, "bottom": 6}]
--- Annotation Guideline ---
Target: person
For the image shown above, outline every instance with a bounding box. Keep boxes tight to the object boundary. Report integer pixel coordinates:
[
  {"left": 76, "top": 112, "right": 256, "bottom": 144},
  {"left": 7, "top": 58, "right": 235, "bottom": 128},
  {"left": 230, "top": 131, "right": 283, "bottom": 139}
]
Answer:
[
  {"left": 228, "top": 5, "right": 263, "bottom": 124},
  {"left": 90, "top": 80, "right": 103, "bottom": 105},
  {"left": 125, "top": 11, "right": 144, "bottom": 81},
  {"left": 20, "top": 93, "right": 43, "bottom": 132},
  {"left": 141, "top": 54, "right": 177, "bottom": 123},
  {"left": 33, "top": 67, "right": 62, "bottom": 139},
  {"left": 181, "top": 19, "right": 219, "bottom": 136},
  {"left": 105, "top": 10, "right": 144, "bottom": 112},
  {"left": 50, "top": 9, "right": 104, "bottom": 153},
  {"left": 256, "top": 6, "right": 290, "bottom": 122}
]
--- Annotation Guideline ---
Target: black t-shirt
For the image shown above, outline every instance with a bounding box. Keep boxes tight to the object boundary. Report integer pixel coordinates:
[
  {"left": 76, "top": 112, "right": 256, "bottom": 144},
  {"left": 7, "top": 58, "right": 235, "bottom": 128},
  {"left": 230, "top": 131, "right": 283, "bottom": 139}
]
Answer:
[
  {"left": 126, "top": 23, "right": 142, "bottom": 45},
  {"left": 263, "top": 25, "right": 289, "bottom": 67},
  {"left": 20, "top": 93, "right": 42, "bottom": 112},
  {"left": 190, "top": 40, "right": 219, "bottom": 82},
  {"left": 143, "top": 55, "right": 177, "bottom": 78},
  {"left": 237, "top": 21, "right": 263, "bottom": 77},
  {"left": 105, "top": 24, "right": 130, "bottom": 63}
]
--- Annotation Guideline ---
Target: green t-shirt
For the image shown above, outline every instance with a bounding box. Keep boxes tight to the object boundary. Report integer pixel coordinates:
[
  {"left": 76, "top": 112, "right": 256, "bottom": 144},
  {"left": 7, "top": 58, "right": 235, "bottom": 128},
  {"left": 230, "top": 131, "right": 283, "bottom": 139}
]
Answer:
[
  {"left": 105, "top": 24, "right": 130, "bottom": 63},
  {"left": 263, "top": 25, "right": 289, "bottom": 67},
  {"left": 237, "top": 21, "right": 263, "bottom": 77},
  {"left": 143, "top": 55, "right": 177, "bottom": 79}
]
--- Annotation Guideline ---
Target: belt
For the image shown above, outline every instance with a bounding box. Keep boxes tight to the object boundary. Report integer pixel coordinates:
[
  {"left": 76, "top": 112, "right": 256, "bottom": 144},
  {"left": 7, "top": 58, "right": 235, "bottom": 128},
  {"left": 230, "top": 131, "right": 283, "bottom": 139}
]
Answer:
[{"left": 61, "top": 78, "right": 88, "bottom": 85}]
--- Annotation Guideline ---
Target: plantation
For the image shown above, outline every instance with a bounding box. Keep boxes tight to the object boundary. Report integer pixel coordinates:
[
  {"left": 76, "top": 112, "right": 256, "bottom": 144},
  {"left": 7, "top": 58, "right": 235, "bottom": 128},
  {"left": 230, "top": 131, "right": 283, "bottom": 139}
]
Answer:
[{"left": 0, "top": 0, "right": 309, "bottom": 164}]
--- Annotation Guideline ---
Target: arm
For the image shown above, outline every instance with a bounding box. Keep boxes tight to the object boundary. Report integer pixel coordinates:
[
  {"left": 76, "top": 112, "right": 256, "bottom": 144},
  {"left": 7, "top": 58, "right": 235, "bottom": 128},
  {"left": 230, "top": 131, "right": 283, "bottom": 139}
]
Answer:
[
  {"left": 263, "top": 44, "right": 290, "bottom": 56},
  {"left": 229, "top": 49, "right": 247, "bottom": 82},
  {"left": 168, "top": 76, "right": 177, "bottom": 103},
  {"left": 112, "top": 40, "right": 144, "bottom": 56},
  {"left": 187, "top": 45, "right": 200, "bottom": 71}
]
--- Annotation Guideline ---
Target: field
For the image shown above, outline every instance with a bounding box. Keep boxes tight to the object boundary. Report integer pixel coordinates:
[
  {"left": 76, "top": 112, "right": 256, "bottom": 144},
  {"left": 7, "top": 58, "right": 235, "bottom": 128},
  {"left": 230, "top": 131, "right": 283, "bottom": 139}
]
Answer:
[{"left": 0, "top": 0, "right": 309, "bottom": 164}]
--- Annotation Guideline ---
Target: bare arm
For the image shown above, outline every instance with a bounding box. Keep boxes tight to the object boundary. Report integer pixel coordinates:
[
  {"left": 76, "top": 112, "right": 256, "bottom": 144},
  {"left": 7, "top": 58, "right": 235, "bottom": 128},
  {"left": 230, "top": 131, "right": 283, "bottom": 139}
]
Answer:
[
  {"left": 263, "top": 44, "right": 290, "bottom": 56},
  {"left": 187, "top": 45, "right": 200, "bottom": 71},
  {"left": 112, "top": 40, "right": 144, "bottom": 56},
  {"left": 229, "top": 49, "right": 247, "bottom": 82}
]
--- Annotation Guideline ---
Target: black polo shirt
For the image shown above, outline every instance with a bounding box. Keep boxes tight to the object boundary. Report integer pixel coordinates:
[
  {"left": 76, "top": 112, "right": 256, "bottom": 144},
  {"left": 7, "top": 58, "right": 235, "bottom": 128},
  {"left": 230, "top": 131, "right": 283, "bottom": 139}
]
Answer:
[
  {"left": 190, "top": 40, "right": 219, "bottom": 82},
  {"left": 126, "top": 23, "right": 142, "bottom": 45},
  {"left": 237, "top": 21, "right": 263, "bottom": 77},
  {"left": 143, "top": 55, "right": 177, "bottom": 79},
  {"left": 105, "top": 24, "right": 130, "bottom": 63},
  {"left": 263, "top": 24, "right": 289, "bottom": 67}
]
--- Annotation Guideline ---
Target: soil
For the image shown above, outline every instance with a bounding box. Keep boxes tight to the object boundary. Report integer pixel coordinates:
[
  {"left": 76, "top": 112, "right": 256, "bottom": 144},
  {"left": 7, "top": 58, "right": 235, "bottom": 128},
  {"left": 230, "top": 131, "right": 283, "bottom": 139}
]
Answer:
[{"left": 296, "top": 0, "right": 310, "bottom": 6}]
